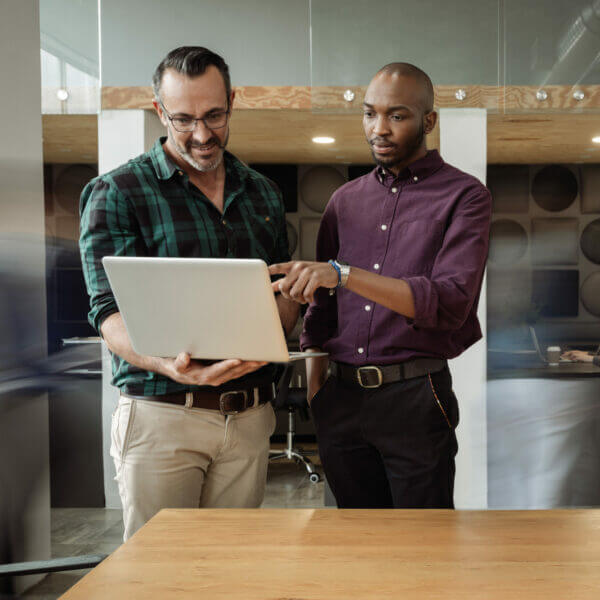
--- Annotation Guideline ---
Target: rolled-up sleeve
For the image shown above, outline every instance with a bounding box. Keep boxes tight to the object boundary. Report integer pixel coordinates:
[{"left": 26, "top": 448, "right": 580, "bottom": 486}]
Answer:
[
  {"left": 404, "top": 186, "right": 491, "bottom": 331},
  {"left": 300, "top": 200, "right": 339, "bottom": 350},
  {"left": 79, "top": 177, "right": 142, "bottom": 333}
]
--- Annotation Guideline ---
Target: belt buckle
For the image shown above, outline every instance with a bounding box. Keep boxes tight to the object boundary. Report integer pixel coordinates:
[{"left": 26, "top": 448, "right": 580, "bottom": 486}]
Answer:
[
  {"left": 219, "top": 390, "right": 249, "bottom": 415},
  {"left": 357, "top": 366, "right": 383, "bottom": 389}
]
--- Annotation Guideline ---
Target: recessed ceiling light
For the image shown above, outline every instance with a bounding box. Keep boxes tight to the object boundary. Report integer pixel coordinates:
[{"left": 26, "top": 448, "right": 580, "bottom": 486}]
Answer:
[
  {"left": 312, "top": 136, "right": 335, "bottom": 144},
  {"left": 592, "top": 136, "right": 600, "bottom": 144},
  {"left": 56, "top": 89, "right": 69, "bottom": 101}
]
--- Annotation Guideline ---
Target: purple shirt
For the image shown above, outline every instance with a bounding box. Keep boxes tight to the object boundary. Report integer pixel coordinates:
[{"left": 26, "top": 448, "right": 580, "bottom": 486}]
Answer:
[{"left": 300, "top": 150, "right": 492, "bottom": 365}]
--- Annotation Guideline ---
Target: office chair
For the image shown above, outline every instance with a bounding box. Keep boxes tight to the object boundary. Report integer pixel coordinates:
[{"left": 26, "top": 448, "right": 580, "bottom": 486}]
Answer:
[{"left": 269, "top": 363, "right": 321, "bottom": 483}]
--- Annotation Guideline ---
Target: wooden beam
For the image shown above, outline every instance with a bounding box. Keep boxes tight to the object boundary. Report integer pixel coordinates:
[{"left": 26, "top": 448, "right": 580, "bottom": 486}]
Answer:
[
  {"left": 42, "top": 109, "right": 600, "bottom": 165},
  {"left": 102, "top": 85, "right": 600, "bottom": 112},
  {"left": 42, "top": 114, "right": 98, "bottom": 164}
]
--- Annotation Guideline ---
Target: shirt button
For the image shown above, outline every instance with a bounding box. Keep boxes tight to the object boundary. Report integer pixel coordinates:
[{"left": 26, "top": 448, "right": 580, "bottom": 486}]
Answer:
[
  {"left": 357, "top": 347, "right": 364, "bottom": 354},
  {"left": 364, "top": 305, "right": 371, "bottom": 312},
  {"left": 381, "top": 224, "right": 387, "bottom": 231},
  {"left": 413, "top": 176, "right": 418, "bottom": 182},
  {"left": 391, "top": 187, "right": 397, "bottom": 193},
  {"left": 374, "top": 263, "right": 380, "bottom": 270},
  {"left": 222, "top": 219, "right": 227, "bottom": 225}
]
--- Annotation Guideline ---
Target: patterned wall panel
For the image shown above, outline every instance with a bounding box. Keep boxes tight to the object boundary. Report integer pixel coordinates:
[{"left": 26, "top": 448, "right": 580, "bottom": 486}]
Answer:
[
  {"left": 487, "top": 162, "right": 600, "bottom": 347},
  {"left": 531, "top": 218, "right": 578, "bottom": 266}
]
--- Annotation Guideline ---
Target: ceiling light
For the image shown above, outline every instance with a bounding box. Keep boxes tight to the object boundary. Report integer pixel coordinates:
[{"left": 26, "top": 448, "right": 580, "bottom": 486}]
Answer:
[
  {"left": 56, "top": 89, "right": 69, "bottom": 101},
  {"left": 592, "top": 136, "right": 600, "bottom": 144},
  {"left": 312, "top": 136, "right": 335, "bottom": 144}
]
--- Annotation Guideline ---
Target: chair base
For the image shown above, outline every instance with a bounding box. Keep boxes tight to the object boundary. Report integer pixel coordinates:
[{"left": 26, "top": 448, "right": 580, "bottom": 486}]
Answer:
[{"left": 269, "top": 448, "right": 321, "bottom": 483}]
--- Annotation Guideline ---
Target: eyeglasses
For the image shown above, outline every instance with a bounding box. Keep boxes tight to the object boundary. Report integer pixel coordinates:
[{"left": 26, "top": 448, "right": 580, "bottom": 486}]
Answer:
[{"left": 159, "top": 100, "right": 230, "bottom": 132}]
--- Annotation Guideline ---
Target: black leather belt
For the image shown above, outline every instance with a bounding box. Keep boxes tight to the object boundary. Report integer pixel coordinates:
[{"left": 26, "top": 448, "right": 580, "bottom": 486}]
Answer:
[
  {"left": 122, "top": 384, "right": 274, "bottom": 415},
  {"left": 331, "top": 358, "right": 447, "bottom": 389}
]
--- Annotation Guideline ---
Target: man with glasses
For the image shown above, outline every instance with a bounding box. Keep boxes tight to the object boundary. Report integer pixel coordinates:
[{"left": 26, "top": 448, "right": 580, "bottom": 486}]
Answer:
[
  {"left": 269, "top": 63, "right": 491, "bottom": 509},
  {"left": 80, "top": 47, "right": 298, "bottom": 540}
]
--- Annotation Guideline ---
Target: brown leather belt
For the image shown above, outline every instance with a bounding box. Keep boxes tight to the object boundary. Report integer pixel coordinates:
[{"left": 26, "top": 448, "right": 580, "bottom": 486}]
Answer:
[
  {"left": 122, "top": 384, "right": 274, "bottom": 415},
  {"left": 331, "top": 358, "right": 447, "bottom": 389}
]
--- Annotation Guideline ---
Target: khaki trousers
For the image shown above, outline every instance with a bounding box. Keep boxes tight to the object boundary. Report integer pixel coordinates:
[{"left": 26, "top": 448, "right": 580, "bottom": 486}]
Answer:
[{"left": 111, "top": 395, "right": 276, "bottom": 540}]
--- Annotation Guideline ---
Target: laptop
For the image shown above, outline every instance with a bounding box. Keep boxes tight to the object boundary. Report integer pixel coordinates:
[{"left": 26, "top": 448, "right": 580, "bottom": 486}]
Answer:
[
  {"left": 488, "top": 325, "right": 572, "bottom": 367},
  {"left": 102, "top": 256, "right": 328, "bottom": 363}
]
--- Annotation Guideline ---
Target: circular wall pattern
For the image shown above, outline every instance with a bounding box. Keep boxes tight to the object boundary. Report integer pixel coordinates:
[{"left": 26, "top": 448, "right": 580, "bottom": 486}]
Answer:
[
  {"left": 55, "top": 164, "right": 97, "bottom": 214},
  {"left": 299, "top": 166, "right": 345, "bottom": 213},
  {"left": 581, "top": 272, "right": 600, "bottom": 317},
  {"left": 531, "top": 165, "right": 578, "bottom": 212},
  {"left": 580, "top": 218, "right": 600, "bottom": 264},
  {"left": 286, "top": 221, "right": 298, "bottom": 255},
  {"left": 488, "top": 219, "right": 528, "bottom": 265}
]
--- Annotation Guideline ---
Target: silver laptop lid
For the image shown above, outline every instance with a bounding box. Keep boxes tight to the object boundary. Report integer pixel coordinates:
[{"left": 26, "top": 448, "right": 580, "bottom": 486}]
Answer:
[{"left": 102, "top": 256, "right": 291, "bottom": 363}]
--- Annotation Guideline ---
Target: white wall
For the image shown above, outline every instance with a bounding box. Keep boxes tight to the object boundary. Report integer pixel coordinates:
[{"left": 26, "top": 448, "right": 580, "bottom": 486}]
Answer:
[
  {"left": 439, "top": 108, "right": 488, "bottom": 509},
  {"left": 0, "top": 0, "right": 50, "bottom": 591}
]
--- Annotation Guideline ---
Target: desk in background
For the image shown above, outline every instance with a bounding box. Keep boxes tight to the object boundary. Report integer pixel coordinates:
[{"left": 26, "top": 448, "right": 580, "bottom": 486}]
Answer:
[{"left": 488, "top": 364, "right": 600, "bottom": 508}]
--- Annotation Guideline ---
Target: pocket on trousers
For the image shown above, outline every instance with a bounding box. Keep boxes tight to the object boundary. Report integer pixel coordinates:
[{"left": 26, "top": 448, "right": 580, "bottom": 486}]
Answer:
[
  {"left": 310, "top": 375, "right": 333, "bottom": 412},
  {"left": 266, "top": 402, "right": 277, "bottom": 436},
  {"left": 110, "top": 398, "right": 137, "bottom": 462},
  {"left": 426, "top": 370, "right": 458, "bottom": 430}
]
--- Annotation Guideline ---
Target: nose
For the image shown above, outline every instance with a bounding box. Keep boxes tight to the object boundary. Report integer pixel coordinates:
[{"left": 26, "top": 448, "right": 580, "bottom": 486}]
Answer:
[
  {"left": 190, "top": 119, "right": 214, "bottom": 145},
  {"left": 372, "top": 115, "right": 390, "bottom": 137}
]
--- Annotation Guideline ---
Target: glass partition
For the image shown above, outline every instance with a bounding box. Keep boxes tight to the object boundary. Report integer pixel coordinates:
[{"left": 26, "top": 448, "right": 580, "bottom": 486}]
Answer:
[
  {"left": 504, "top": 0, "right": 600, "bottom": 87},
  {"left": 40, "top": 0, "right": 100, "bottom": 114},
  {"left": 310, "top": 0, "right": 500, "bottom": 111},
  {"left": 310, "top": 0, "right": 599, "bottom": 112},
  {"left": 502, "top": 0, "right": 600, "bottom": 111}
]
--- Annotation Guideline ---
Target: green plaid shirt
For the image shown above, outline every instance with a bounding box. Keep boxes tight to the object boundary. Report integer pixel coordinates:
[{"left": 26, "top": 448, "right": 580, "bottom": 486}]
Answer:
[{"left": 80, "top": 137, "right": 289, "bottom": 395}]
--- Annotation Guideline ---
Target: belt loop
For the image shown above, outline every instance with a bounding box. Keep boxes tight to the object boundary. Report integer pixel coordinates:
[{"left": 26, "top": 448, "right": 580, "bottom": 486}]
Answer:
[
  {"left": 185, "top": 392, "right": 194, "bottom": 409},
  {"left": 253, "top": 387, "right": 259, "bottom": 408}
]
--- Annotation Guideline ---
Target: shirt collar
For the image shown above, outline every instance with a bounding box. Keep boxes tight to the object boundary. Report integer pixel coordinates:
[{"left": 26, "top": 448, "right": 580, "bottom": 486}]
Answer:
[
  {"left": 150, "top": 137, "right": 179, "bottom": 180},
  {"left": 376, "top": 149, "right": 444, "bottom": 185}
]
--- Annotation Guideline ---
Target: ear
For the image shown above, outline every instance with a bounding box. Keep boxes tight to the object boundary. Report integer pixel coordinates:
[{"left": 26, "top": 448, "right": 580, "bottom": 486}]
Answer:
[
  {"left": 152, "top": 99, "right": 168, "bottom": 127},
  {"left": 424, "top": 110, "right": 438, "bottom": 134},
  {"left": 229, "top": 89, "right": 235, "bottom": 112}
]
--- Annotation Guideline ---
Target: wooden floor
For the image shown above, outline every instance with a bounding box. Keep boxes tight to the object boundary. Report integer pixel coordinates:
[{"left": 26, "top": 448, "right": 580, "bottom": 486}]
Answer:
[{"left": 16, "top": 456, "right": 325, "bottom": 599}]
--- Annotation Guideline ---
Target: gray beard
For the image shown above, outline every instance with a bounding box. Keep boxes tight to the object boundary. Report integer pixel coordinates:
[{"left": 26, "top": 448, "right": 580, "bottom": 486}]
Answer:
[{"left": 168, "top": 129, "right": 225, "bottom": 173}]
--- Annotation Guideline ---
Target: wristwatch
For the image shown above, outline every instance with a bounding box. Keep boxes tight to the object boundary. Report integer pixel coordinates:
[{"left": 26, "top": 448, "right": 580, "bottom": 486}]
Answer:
[{"left": 334, "top": 260, "right": 350, "bottom": 287}]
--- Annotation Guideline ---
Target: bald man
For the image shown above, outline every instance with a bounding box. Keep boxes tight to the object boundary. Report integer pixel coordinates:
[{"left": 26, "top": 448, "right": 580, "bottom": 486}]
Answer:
[{"left": 269, "top": 63, "right": 492, "bottom": 509}]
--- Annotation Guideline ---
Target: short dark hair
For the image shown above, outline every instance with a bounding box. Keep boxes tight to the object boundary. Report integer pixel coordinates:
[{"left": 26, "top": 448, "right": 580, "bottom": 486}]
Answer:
[
  {"left": 152, "top": 46, "right": 231, "bottom": 102},
  {"left": 377, "top": 62, "right": 434, "bottom": 113}
]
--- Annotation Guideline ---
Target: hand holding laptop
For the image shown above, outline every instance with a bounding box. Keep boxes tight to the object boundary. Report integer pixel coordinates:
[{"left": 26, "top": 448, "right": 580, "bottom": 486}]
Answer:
[
  {"left": 162, "top": 353, "right": 267, "bottom": 387},
  {"left": 102, "top": 257, "right": 327, "bottom": 363}
]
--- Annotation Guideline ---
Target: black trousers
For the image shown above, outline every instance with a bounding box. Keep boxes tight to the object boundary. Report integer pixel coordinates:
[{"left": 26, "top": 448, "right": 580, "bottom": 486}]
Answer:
[{"left": 310, "top": 366, "right": 459, "bottom": 509}]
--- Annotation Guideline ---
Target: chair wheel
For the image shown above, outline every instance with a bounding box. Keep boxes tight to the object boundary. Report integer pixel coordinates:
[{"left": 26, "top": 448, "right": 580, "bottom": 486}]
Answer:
[{"left": 309, "top": 473, "right": 321, "bottom": 483}]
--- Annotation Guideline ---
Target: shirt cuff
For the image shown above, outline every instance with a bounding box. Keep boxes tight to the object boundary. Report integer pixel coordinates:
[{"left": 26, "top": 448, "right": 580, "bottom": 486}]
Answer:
[
  {"left": 403, "top": 276, "right": 438, "bottom": 329},
  {"left": 89, "top": 300, "right": 119, "bottom": 335},
  {"left": 300, "top": 331, "right": 328, "bottom": 352}
]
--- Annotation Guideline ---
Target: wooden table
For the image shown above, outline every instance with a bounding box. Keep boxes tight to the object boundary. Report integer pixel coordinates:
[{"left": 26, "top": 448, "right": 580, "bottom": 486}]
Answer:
[{"left": 61, "top": 509, "right": 600, "bottom": 599}]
